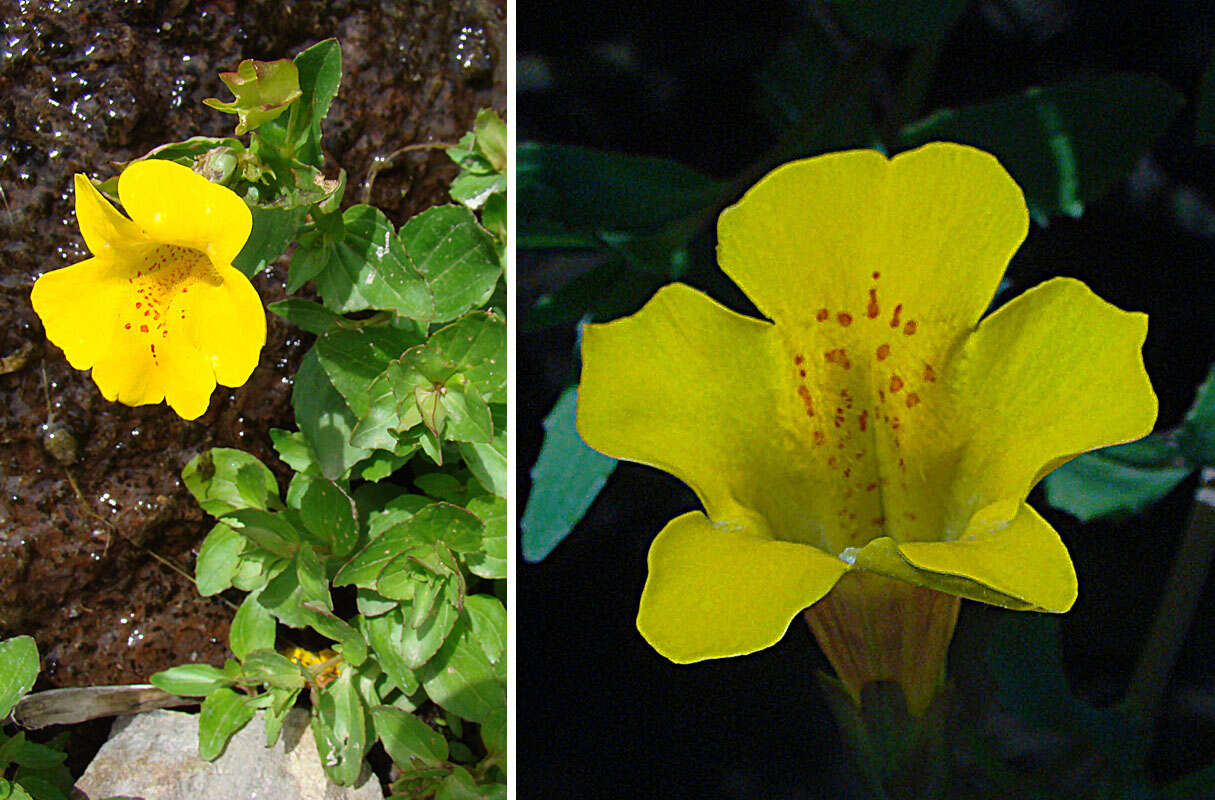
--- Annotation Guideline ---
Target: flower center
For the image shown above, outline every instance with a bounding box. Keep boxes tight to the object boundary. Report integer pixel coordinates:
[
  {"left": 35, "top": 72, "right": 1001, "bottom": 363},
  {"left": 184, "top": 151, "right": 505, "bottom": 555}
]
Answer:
[
  {"left": 782, "top": 271, "right": 958, "bottom": 553},
  {"left": 117, "top": 244, "right": 218, "bottom": 364}
]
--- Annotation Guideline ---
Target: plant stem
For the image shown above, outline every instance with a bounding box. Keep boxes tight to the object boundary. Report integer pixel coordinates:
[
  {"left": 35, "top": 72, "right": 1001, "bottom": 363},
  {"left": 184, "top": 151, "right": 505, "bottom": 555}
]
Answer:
[{"left": 1125, "top": 467, "right": 1215, "bottom": 724}]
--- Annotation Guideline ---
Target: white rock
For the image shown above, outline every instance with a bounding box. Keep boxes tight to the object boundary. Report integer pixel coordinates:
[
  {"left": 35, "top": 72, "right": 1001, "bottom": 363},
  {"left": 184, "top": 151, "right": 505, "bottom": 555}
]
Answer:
[{"left": 75, "top": 708, "right": 384, "bottom": 800}]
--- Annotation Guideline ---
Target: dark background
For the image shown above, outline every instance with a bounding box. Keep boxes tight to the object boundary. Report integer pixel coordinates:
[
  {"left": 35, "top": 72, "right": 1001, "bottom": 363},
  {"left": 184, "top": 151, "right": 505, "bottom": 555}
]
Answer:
[{"left": 518, "top": 1, "right": 1215, "bottom": 797}]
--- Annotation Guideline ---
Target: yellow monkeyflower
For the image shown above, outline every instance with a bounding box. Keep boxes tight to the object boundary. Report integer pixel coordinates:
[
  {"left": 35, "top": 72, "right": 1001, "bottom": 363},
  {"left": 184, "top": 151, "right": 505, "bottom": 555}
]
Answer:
[
  {"left": 578, "top": 143, "right": 1156, "bottom": 714},
  {"left": 32, "top": 159, "right": 265, "bottom": 420}
]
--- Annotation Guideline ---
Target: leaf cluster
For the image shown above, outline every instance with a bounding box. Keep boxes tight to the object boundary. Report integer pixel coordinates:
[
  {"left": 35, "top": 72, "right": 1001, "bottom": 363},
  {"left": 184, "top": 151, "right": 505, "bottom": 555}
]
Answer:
[{"left": 0, "top": 638, "right": 77, "bottom": 800}]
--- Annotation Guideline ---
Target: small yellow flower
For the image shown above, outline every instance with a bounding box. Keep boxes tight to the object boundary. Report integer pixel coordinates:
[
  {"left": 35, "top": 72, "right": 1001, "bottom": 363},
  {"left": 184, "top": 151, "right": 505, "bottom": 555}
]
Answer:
[
  {"left": 32, "top": 159, "right": 265, "bottom": 420},
  {"left": 578, "top": 143, "right": 1156, "bottom": 706}
]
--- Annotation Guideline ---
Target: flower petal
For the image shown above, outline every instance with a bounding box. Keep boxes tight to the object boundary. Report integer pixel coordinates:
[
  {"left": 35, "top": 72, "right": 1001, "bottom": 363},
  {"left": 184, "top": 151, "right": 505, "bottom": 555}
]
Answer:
[
  {"left": 947, "top": 277, "right": 1157, "bottom": 525},
  {"left": 173, "top": 264, "right": 266, "bottom": 387},
  {"left": 580, "top": 283, "right": 830, "bottom": 545},
  {"left": 74, "top": 174, "right": 142, "bottom": 257},
  {"left": 717, "top": 143, "right": 1027, "bottom": 336},
  {"left": 31, "top": 257, "right": 122, "bottom": 371},
  {"left": 638, "top": 511, "right": 848, "bottom": 662},
  {"left": 117, "top": 159, "right": 252, "bottom": 264},
  {"left": 160, "top": 336, "right": 217, "bottom": 420},
  {"left": 851, "top": 500, "right": 1077, "bottom": 612},
  {"left": 90, "top": 338, "right": 164, "bottom": 408}
]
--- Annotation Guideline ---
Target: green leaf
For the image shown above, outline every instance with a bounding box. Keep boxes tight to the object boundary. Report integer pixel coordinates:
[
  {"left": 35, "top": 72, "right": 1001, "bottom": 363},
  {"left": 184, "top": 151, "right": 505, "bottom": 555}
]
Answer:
[
  {"left": 298, "top": 478, "right": 360, "bottom": 557},
  {"left": 372, "top": 705, "right": 449, "bottom": 767},
  {"left": 222, "top": 509, "right": 304, "bottom": 560},
  {"left": 399, "top": 205, "right": 502, "bottom": 322},
  {"left": 293, "top": 350, "right": 372, "bottom": 480},
  {"left": 1044, "top": 435, "right": 1193, "bottom": 522},
  {"left": 1179, "top": 365, "right": 1215, "bottom": 465},
  {"left": 360, "top": 613, "right": 420, "bottom": 695},
  {"left": 268, "top": 298, "right": 345, "bottom": 335},
  {"left": 233, "top": 206, "right": 306, "bottom": 277},
  {"left": 899, "top": 73, "right": 1185, "bottom": 221},
  {"left": 240, "top": 650, "right": 307, "bottom": 691},
  {"left": 311, "top": 668, "right": 367, "bottom": 786},
  {"left": 460, "top": 422, "right": 506, "bottom": 497},
  {"left": 441, "top": 384, "right": 493, "bottom": 443},
  {"left": 465, "top": 495, "right": 506, "bottom": 579},
  {"left": 481, "top": 706, "right": 506, "bottom": 756},
  {"left": 229, "top": 593, "right": 277, "bottom": 660},
  {"left": 521, "top": 387, "right": 617, "bottom": 561},
  {"left": 435, "top": 768, "right": 482, "bottom": 800},
  {"left": 290, "top": 38, "right": 341, "bottom": 167},
  {"left": 831, "top": 0, "right": 966, "bottom": 45},
  {"left": 398, "top": 592, "right": 460, "bottom": 670},
  {"left": 194, "top": 523, "right": 244, "bottom": 596},
  {"left": 149, "top": 663, "right": 234, "bottom": 697},
  {"left": 335, "top": 503, "right": 483, "bottom": 588},
  {"left": 307, "top": 205, "right": 433, "bottom": 318},
  {"left": 396, "top": 312, "right": 507, "bottom": 401},
  {"left": 205, "top": 58, "right": 302, "bottom": 136},
  {"left": 417, "top": 595, "right": 505, "bottom": 723},
  {"left": 317, "top": 326, "right": 424, "bottom": 418},
  {"left": 182, "top": 448, "right": 279, "bottom": 517},
  {"left": 0, "top": 637, "right": 39, "bottom": 720},
  {"left": 263, "top": 685, "right": 300, "bottom": 747},
  {"left": 197, "top": 688, "right": 256, "bottom": 761},
  {"left": 269, "top": 428, "right": 320, "bottom": 474}
]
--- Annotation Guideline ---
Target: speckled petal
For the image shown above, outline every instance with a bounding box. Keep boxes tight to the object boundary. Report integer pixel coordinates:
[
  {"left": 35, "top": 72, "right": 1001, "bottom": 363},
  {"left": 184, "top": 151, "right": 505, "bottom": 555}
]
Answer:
[
  {"left": 73, "top": 174, "right": 143, "bottom": 257},
  {"left": 172, "top": 264, "right": 266, "bottom": 387}
]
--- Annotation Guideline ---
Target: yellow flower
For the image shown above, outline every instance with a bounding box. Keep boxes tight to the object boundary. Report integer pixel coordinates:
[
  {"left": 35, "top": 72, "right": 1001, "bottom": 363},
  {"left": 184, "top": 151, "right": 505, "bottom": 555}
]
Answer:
[
  {"left": 32, "top": 159, "right": 265, "bottom": 420},
  {"left": 577, "top": 143, "right": 1156, "bottom": 711}
]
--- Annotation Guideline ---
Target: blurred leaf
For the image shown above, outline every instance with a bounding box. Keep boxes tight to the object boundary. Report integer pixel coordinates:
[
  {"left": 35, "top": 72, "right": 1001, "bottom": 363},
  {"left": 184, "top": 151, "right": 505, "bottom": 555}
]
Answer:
[
  {"left": 481, "top": 705, "right": 506, "bottom": 756},
  {"left": 182, "top": 448, "right": 279, "bottom": 517},
  {"left": 268, "top": 298, "right": 345, "bottom": 335},
  {"left": 524, "top": 258, "right": 668, "bottom": 332},
  {"left": 899, "top": 73, "right": 1184, "bottom": 221},
  {"left": 360, "top": 613, "right": 420, "bottom": 695},
  {"left": 372, "top": 705, "right": 449, "bottom": 767},
  {"left": 522, "top": 387, "right": 617, "bottom": 561},
  {"left": 417, "top": 595, "right": 505, "bottom": 724},
  {"left": 0, "top": 637, "right": 39, "bottom": 720},
  {"left": 264, "top": 686, "right": 300, "bottom": 747},
  {"left": 293, "top": 350, "right": 372, "bottom": 480},
  {"left": 831, "top": 0, "right": 967, "bottom": 45},
  {"left": 399, "top": 205, "right": 503, "bottom": 323},
  {"left": 1179, "top": 365, "right": 1215, "bottom": 465},
  {"left": 988, "top": 613, "right": 1143, "bottom": 767},
  {"left": 1197, "top": 51, "right": 1215, "bottom": 147},
  {"left": 436, "top": 767, "right": 482, "bottom": 800},
  {"left": 1043, "top": 435, "right": 1193, "bottom": 522},
  {"left": 150, "top": 663, "right": 234, "bottom": 697},
  {"left": 233, "top": 206, "right": 305, "bottom": 277},
  {"left": 229, "top": 593, "right": 277, "bottom": 660},
  {"left": 198, "top": 688, "right": 255, "bottom": 761}
]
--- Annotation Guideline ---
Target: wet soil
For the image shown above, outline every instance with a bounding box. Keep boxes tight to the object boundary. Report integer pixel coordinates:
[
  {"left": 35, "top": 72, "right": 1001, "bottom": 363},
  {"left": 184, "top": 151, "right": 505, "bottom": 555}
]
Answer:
[{"left": 0, "top": 0, "right": 504, "bottom": 687}]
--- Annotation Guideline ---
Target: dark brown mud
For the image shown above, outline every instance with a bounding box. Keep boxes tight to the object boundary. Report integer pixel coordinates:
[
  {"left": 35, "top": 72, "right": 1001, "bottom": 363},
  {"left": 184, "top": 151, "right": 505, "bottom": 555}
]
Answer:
[{"left": 0, "top": 0, "right": 504, "bottom": 687}]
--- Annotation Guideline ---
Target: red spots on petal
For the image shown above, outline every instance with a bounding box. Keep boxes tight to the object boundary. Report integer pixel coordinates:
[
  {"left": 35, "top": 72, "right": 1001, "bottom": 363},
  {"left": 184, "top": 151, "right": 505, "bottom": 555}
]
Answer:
[
  {"left": 859, "top": 410, "right": 868, "bottom": 431},
  {"left": 135, "top": 302, "right": 141, "bottom": 308},
  {"left": 814, "top": 430, "right": 826, "bottom": 446},
  {"left": 799, "top": 369, "right": 807, "bottom": 378},
  {"left": 872, "top": 517, "right": 885, "bottom": 527},
  {"left": 889, "top": 375, "right": 904, "bottom": 393},
  {"left": 797, "top": 385, "right": 815, "bottom": 416},
  {"left": 878, "top": 389, "right": 886, "bottom": 402},
  {"left": 891, "top": 417, "right": 901, "bottom": 430},
  {"left": 923, "top": 364, "right": 937, "bottom": 382},
  {"left": 828, "top": 456, "right": 837, "bottom": 468},
  {"left": 905, "top": 512, "right": 917, "bottom": 521},
  {"left": 837, "top": 312, "right": 853, "bottom": 327},
  {"left": 890, "top": 303, "right": 903, "bottom": 328},
  {"left": 124, "top": 323, "right": 131, "bottom": 330},
  {"left": 843, "top": 467, "right": 850, "bottom": 477},
  {"left": 903, "top": 320, "right": 918, "bottom": 335},
  {"left": 866, "top": 483, "right": 877, "bottom": 492},
  {"left": 794, "top": 354, "right": 804, "bottom": 365},
  {"left": 825, "top": 348, "right": 851, "bottom": 369},
  {"left": 139, "top": 324, "right": 148, "bottom": 333},
  {"left": 872, "top": 271, "right": 880, "bottom": 280},
  {"left": 816, "top": 308, "right": 830, "bottom": 322},
  {"left": 867, "top": 288, "right": 880, "bottom": 319},
  {"left": 876, "top": 343, "right": 890, "bottom": 361},
  {"left": 898, "top": 457, "right": 906, "bottom": 471},
  {"left": 905, "top": 392, "right": 921, "bottom": 408},
  {"left": 181, "top": 287, "right": 188, "bottom": 293}
]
